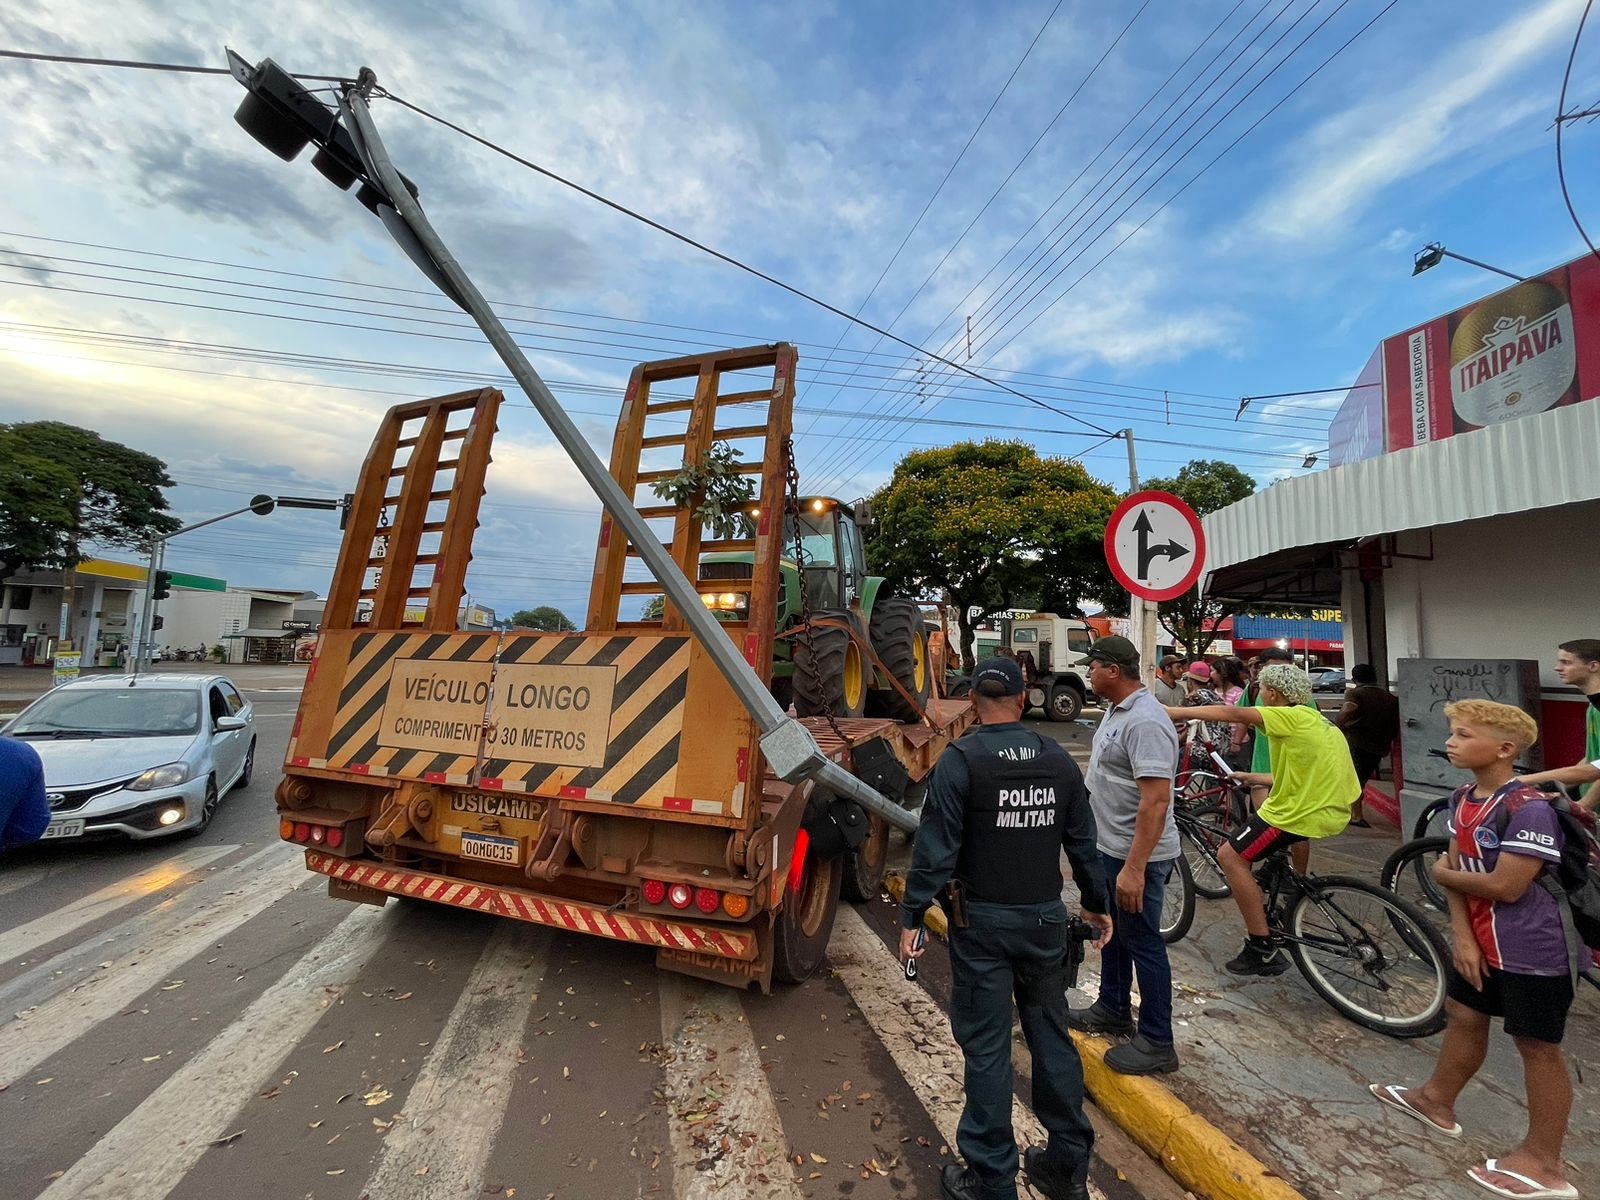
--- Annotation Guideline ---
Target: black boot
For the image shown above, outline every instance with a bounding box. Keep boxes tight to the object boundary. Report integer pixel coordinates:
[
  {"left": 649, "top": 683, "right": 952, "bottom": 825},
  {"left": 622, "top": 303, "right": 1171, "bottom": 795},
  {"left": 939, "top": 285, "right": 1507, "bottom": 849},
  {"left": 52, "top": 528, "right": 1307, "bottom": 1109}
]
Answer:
[
  {"left": 940, "top": 1163, "right": 1011, "bottom": 1200},
  {"left": 1024, "top": 1146, "right": 1090, "bottom": 1200}
]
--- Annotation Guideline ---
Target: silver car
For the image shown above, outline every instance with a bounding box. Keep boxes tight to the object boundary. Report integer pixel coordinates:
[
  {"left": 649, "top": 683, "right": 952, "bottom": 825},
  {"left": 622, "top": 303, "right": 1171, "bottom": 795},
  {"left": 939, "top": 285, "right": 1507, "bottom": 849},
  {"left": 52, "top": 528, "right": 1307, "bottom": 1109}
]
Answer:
[{"left": 4, "top": 674, "right": 256, "bottom": 841}]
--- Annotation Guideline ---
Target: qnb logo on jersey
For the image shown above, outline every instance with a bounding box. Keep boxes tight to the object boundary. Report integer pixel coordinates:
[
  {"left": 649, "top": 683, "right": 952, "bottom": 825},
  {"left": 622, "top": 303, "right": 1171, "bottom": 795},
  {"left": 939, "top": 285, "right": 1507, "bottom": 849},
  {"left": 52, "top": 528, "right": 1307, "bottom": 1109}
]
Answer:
[
  {"left": 995, "top": 784, "right": 1057, "bottom": 829},
  {"left": 1512, "top": 828, "right": 1558, "bottom": 849}
]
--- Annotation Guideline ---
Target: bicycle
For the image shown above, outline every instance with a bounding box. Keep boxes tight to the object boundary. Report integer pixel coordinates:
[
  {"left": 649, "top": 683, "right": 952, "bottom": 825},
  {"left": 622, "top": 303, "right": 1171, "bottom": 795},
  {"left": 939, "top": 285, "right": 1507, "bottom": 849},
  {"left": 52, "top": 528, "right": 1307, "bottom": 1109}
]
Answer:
[
  {"left": 1380, "top": 835, "right": 1450, "bottom": 926},
  {"left": 1251, "top": 848, "right": 1450, "bottom": 1037},
  {"left": 1158, "top": 854, "right": 1197, "bottom": 943}
]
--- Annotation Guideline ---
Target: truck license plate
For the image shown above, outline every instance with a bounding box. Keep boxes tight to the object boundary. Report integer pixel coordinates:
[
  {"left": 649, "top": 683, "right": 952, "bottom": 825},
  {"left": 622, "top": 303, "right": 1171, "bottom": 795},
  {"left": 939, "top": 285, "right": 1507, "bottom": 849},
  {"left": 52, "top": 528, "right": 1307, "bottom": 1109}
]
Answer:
[
  {"left": 43, "top": 819, "right": 85, "bottom": 839},
  {"left": 460, "top": 832, "right": 520, "bottom": 866}
]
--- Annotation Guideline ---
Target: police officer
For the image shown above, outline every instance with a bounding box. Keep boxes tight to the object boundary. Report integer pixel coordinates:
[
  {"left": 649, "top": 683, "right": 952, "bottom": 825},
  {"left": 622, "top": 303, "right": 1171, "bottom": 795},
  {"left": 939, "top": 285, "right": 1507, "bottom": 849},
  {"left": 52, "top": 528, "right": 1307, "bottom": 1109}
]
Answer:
[{"left": 900, "top": 657, "right": 1112, "bottom": 1200}]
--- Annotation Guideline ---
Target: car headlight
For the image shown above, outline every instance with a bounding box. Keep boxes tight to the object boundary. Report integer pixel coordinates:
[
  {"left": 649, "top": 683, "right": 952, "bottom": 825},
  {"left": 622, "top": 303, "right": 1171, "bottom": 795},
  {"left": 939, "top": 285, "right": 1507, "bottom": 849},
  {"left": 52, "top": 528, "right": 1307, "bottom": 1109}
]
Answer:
[{"left": 127, "top": 762, "right": 194, "bottom": 791}]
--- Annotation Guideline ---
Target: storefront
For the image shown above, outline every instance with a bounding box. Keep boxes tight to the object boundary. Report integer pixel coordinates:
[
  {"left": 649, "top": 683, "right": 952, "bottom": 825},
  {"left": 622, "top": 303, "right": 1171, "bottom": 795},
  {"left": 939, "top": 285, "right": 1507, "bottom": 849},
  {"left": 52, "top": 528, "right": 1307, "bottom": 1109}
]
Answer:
[{"left": 1204, "top": 252, "right": 1600, "bottom": 770}]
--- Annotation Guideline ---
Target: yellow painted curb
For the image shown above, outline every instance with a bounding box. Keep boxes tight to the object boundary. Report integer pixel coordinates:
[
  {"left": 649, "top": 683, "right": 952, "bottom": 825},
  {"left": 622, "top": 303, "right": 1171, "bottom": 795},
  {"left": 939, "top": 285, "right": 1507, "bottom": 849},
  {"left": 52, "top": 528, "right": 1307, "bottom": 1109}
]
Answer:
[{"left": 882, "top": 873, "right": 1304, "bottom": 1200}]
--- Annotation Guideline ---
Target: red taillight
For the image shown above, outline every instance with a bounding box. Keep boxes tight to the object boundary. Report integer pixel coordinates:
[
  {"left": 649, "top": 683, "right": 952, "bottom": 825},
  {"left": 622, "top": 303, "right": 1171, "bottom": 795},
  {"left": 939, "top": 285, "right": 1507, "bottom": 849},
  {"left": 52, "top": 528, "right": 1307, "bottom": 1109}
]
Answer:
[
  {"left": 326, "top": 827, "right": 344, "bottom": 849},
  {"left": 667, "top": 883, "right": 693, "bottom": 909},
  {"left": 642, "top": 879, "right": 666, "bottom": 905},
  {"left": 293, "top": 822, "right": 312, "bottom": 843},
  {"left": 788, "top": 828, "right": 810, "bottom": 894},
  {"left": 310, "top": 825, "right": 326, "bottom": 844},
  {"left": 694, "top": 887, "right": 719, "bottom": 914}
]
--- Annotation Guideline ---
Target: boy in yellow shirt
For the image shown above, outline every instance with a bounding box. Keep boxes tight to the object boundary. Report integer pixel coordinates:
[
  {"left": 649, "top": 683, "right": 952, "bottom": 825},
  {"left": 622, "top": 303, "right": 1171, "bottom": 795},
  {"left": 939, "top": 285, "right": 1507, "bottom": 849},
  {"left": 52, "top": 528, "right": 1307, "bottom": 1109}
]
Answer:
[{"left": 1164, "top": 663, "right": 1358, "bottom": 975}]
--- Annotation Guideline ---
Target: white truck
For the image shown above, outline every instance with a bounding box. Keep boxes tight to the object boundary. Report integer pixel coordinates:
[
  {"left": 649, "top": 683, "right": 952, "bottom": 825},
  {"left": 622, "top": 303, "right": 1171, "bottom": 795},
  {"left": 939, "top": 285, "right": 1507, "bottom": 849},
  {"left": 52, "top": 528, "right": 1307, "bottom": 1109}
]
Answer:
[{"left": 1006, "top": 612, "right": 1096, "bottom": 722}]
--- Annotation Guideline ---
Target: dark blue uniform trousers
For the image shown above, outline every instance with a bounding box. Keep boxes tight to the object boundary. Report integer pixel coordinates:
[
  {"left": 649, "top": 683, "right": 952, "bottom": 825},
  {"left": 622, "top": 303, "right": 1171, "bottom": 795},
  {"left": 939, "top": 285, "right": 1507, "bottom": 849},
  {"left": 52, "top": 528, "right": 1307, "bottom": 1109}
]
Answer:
[{"left": 948, "top": 898, "right": 1093, "bottom": 1198}]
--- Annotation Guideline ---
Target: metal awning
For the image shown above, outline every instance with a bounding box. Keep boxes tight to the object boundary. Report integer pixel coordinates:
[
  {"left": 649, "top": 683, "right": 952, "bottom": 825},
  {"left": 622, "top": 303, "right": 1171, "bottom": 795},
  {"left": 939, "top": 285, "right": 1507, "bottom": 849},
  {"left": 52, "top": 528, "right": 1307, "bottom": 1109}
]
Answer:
[{"left": 1203, "top": 398, "right": 1600, "bottom": 600}]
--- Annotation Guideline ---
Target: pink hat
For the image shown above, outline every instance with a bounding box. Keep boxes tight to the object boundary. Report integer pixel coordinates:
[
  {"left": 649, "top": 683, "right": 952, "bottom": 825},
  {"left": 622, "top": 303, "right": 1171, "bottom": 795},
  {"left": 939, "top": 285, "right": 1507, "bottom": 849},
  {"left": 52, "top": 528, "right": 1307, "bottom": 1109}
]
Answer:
[{"left": 1183, "top": 662, "right": 1212, "bottom": 683}]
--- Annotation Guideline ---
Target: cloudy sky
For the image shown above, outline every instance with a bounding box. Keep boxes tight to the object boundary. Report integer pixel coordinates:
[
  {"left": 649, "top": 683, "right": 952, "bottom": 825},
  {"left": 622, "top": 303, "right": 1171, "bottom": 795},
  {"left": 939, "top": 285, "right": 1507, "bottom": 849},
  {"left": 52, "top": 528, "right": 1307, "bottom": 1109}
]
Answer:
[{"left": 0, "top": 0, "right": 1594, "bottom": 623}]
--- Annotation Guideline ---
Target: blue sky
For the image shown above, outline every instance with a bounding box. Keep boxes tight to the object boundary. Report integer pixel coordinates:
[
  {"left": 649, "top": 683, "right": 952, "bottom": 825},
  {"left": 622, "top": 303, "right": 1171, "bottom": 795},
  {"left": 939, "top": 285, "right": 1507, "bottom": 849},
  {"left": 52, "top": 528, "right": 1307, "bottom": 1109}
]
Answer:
[{"left": 0, "top": 0, "right": 1594, "bottom": 622}]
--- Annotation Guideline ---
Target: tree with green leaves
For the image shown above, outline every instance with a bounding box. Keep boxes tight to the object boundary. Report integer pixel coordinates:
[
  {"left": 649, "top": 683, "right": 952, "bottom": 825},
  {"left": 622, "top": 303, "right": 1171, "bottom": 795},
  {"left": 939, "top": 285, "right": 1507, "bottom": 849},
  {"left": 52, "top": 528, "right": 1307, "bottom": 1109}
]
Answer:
[
  {"left": 0, "top": 422, "right": 179, "bottom": 580},
  {"left": 640, "top": 596, "right": 667, "bottom": 621},
  {"left": 867, "top": 440, "right": 1119, "bottom": 669},
  {"left": 1139, "top": 459, "right": 1255, "bottom": 658},
  {"left": 507, "top": 606, "right": 577, "bottom": 631}
]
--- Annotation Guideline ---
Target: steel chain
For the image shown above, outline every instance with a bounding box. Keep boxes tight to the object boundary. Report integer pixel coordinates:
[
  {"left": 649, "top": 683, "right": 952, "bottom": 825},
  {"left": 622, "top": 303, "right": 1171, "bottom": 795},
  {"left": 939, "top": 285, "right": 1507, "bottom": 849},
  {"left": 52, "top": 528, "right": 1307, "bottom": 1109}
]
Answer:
[{"left": 784, "top": 437, "right": 848, "bottom": 745}]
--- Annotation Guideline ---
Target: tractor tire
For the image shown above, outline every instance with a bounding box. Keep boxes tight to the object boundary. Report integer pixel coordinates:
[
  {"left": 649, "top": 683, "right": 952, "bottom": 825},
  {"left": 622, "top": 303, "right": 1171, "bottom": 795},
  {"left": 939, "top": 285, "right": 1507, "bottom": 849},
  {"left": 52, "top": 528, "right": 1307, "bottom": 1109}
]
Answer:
[
  {"left": 772, "top": 839, "right": 843, "bottom": 983},
  {"left": 864, "top": 597, "right": 931, "bottom": 723},
  {"left": 841, "top": 813, "right": 889, "bottom": 902},
  {"left": 792, "top": 610, "right": 867, "bottom": 719}
]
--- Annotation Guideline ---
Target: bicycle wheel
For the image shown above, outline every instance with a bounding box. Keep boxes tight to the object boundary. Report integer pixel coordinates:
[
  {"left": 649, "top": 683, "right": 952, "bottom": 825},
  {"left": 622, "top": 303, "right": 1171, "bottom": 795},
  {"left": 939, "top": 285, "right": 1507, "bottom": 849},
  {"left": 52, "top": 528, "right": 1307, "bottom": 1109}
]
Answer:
[
  {"left": 1411, "top": 797, "right": 1450, "bottom": 842},
  {"left": 1379, "top": 837, "right": 1450, "bottom": 927},
  {"left": 1284, "top": 876, "right": 1449, "bottom": 1038},
  {"left": 1159, "top": 856, "right": 1195, "bottom": 944},
  {"left": 1180, "top": 807, "right": 1232, "bottom": 899}
]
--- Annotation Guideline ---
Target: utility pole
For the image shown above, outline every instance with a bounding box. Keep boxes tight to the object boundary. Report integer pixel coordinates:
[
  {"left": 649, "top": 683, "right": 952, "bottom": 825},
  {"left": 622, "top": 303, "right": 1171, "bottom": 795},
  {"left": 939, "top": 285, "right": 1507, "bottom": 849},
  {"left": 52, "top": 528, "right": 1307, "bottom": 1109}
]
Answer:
[{"left": 1122, "top": 429, "right": 1159, "bottom": 679}]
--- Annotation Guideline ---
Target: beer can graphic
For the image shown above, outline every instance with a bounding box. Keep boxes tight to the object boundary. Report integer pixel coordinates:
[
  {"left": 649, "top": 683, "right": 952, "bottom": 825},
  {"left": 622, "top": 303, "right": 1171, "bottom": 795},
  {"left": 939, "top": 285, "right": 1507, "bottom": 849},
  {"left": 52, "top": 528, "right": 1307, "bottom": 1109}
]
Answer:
[{"left": 1449, "top": 276, "right": 1577, "bottom": 429}]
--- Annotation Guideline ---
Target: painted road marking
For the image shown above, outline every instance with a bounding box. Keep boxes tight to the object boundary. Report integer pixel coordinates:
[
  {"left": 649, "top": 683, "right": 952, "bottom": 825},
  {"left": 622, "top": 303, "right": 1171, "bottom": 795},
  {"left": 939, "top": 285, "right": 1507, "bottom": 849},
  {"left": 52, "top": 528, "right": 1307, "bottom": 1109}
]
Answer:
[
  {"left": 659, "top": 973, "right": 803, "bottom": 1200},
  {"left": 828, "top": 906, "right": 1105, "bottom": 1200},
  {"left": 0, "top": 844, "right": 239, "bottom": 966},
  {"left": 38, "top": 904, "right": 391, "bottom": 1200},
  {"left": 360, "top": 921, "right": 551, "bottom": 1198},
  {"left": 0, "top": 849, "right": 310, "bottom": 1086}
]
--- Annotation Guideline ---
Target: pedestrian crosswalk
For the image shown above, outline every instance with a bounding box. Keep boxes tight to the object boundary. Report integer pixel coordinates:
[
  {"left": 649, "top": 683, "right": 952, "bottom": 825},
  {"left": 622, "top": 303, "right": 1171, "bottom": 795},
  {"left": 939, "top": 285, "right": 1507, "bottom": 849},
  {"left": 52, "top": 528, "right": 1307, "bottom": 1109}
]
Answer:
[{"left": 0, "top": 845, "right": 1102, "bottom": 1200}]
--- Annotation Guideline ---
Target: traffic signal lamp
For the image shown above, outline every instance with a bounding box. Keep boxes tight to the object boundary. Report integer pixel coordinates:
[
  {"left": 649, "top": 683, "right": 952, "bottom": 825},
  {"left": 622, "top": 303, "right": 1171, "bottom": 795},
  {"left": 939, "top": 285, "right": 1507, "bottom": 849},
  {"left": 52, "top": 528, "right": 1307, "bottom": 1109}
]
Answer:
[{"left": 152, "top": 571, "right": 173, "bottom": 601}]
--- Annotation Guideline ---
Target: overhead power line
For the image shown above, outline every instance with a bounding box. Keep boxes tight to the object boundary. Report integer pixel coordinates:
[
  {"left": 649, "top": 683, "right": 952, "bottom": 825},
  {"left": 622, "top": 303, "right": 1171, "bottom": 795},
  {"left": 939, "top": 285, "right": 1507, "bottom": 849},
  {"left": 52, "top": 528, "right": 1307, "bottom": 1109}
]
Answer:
[
  {"left": 378, "top": 94, "right": 1117, "bottom": 437},
  {"left": 0, "top": 48, "right": 344, "bottom": 80}
]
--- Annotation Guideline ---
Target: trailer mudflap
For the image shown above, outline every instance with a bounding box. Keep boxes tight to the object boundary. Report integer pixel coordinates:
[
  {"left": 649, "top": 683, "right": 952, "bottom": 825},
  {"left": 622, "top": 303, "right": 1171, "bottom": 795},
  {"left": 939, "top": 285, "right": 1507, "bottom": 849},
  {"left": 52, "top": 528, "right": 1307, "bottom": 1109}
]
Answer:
[
  {"left": 304, "top": 851, "right": 758, "bottom": 960},
  {"left": 329, "top": 877, "right": 390, "bottom": 907}
]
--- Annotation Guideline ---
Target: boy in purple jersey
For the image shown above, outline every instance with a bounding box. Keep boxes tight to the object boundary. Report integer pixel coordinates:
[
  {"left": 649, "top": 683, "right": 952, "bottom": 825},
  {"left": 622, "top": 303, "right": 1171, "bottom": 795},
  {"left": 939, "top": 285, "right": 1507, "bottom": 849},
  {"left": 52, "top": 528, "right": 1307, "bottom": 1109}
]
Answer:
[{"left": 1369, "top": 700, "right": 1577, "bottom": 1200}]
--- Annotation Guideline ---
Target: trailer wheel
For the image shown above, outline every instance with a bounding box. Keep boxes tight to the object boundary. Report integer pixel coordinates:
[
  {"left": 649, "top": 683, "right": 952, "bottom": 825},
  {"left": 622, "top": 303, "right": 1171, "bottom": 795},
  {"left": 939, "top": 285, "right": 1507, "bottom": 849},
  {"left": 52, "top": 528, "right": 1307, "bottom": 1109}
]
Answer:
[
  {"left": 864, "top": 597, "right": 931, "bottom": 722},
  {"left": 793, "top": 609, "right": 867, "bottom": 719},
  {"left": 841, "top": 814, "right": 889, "bottom": 902},
  {"left": 773, "top": 842, "right": 844, "bottom": 983},
  {"left": 1047, "top": 684, "right": 1084, "bottom": 722}
]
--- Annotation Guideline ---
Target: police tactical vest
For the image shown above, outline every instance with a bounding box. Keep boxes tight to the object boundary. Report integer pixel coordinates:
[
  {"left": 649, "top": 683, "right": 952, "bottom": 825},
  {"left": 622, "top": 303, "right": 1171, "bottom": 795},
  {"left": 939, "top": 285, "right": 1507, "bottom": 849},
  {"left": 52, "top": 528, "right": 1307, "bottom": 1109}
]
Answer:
[{"left": 952, "top": 731, "right": 1076, "bottom": 905}]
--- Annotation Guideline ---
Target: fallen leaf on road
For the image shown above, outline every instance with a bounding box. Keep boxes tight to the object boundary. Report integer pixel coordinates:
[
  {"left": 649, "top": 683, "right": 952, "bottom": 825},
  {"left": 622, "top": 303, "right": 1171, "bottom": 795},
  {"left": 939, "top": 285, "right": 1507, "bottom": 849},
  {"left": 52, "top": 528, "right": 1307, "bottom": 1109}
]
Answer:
[
  {"left": 142, "top": 1056, "right": 161, "bottom": 1063},
  {"left": 540, "top": 1113, "right": 551, "bottom": 1126},
  {"left": 363, "top": 1085, "right": 393, "bottom": 1106},
  {"left": 810, "top": 1153, "right": 828, "bottom": 1164},
  {"left": 308, "top": 1121, "right": 323, "bottom": 1129},
  {"left": 562, "top": 1067, "right": 570, "bottom": 1080},
  {"left": 415, "top": 1167, "right": 429, "bottom": 1176},
  {"left": 45, "top": 1172, "right": 63, "bottom": 1181},
  {"left": 326, "top": 1168, "right": 345, "bottom": 1176},
  {"left": 322, "top": 1040, "right": 344, "bottom": 1054},
  {"left": 34, "top": 1078, "right": 52, "bottom": 1085},
  {"left": 160, "top": 981, "right": 184, "bottom": 991},
  {"left": 393, "top": 992, "right": 413, "bottom": 1002},
  {"left": 207, "top": 1130, "right": 245, "bottom": 1148},
  {"left": 335, "top": 1092, "right": 353, "bottom": 1104}
]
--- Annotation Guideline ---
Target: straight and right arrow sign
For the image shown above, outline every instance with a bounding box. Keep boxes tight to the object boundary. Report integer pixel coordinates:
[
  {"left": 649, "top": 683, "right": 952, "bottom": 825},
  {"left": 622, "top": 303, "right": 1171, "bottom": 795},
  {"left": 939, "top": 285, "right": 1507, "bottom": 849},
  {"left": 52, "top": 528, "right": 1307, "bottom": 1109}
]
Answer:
[{"left": 1105, "top": 490, "right": 1207, "bottom": 602}]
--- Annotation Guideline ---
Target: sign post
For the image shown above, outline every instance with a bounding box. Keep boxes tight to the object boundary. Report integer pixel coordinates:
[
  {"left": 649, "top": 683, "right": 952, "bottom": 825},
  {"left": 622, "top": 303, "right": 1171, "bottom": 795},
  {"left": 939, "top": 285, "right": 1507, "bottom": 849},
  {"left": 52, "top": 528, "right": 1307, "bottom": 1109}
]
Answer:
[
  {"left": 1104, "top": 491, "right": 1207, "bottom": 671},
  {"left": 51, "top": 644, "right": 81, "bottom": 689}
]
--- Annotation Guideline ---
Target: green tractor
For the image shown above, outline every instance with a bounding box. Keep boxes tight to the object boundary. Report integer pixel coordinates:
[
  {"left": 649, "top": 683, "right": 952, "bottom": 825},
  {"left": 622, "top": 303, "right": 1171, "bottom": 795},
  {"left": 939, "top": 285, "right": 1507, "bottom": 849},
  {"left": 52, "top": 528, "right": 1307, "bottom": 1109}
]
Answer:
[{"left": 698, "top": 496, "right": 931, "bottom": 723}]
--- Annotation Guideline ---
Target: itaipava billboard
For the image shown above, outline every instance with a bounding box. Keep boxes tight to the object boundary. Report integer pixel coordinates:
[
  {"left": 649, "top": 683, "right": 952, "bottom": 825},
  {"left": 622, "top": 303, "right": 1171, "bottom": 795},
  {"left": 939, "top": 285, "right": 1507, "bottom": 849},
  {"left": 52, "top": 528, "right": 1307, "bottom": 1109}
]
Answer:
[{"left": 1330, "top": 253, "right": 1600, "bottom": 464}]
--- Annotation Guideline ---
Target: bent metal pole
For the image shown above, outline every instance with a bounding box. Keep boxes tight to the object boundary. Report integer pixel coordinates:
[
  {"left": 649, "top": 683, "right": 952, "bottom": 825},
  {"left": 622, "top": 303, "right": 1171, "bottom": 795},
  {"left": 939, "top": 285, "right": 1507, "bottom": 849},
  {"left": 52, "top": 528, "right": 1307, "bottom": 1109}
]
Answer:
[{"left": 338, "top": 83, "right": 913, "bottom": 832}]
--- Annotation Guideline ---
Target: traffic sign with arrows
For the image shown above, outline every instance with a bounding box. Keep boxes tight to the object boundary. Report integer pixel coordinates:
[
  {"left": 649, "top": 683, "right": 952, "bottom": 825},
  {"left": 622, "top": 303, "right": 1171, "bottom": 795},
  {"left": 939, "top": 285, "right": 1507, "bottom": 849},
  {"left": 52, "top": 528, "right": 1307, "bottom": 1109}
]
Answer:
[{"left": 1104, "top": 490, "right": 1207, "bottom": 603}]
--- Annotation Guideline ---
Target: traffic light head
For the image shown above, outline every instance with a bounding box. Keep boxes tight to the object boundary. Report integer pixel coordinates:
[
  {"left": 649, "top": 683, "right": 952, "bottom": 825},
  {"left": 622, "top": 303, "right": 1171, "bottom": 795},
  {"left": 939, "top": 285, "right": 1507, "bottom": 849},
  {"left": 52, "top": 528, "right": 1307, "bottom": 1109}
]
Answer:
[{"left": 152, "top": 571, "right": 173, "bottom": 601}]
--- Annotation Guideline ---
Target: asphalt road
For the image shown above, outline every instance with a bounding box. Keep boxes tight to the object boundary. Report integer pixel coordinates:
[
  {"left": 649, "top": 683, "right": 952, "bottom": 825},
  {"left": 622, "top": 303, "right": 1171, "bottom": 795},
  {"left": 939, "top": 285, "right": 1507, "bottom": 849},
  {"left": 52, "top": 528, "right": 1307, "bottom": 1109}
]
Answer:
[{"left": 0, "top": 684, "right": 1182, "bottom": 1200}]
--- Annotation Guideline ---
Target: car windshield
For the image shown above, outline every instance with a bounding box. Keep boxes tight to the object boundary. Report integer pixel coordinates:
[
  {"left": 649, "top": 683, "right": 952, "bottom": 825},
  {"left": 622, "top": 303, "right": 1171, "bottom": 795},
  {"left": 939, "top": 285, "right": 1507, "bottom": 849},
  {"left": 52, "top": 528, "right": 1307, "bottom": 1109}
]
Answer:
[{"left": 9, "top": 688, "right": 202, "bottom": 737}]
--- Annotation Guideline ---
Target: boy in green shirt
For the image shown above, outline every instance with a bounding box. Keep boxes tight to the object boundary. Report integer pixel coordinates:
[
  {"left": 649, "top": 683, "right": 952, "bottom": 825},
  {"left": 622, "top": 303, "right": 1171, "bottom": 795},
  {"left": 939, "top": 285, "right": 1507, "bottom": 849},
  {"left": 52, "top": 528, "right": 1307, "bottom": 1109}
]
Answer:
[
  {"left": 1165, "top": 663, "right": 1358, "bottom": 976},
  {"left": 1518, "top": 638, "right": 1600, "bottom": 809}
]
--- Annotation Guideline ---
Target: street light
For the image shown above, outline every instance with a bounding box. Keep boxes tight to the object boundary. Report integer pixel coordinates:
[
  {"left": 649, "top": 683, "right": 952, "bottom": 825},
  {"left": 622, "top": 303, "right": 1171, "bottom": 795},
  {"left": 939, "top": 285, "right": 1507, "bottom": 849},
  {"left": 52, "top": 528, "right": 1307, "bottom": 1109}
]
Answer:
[
  {"left": 1411, "top": 242, "right": 1525, "bottom": 283},
  {"left": 128, "top": 492, "right": 343, "bottom": 676},
  {"left": 1301, "top": 453, "right": 1319, "bottom": 469}
]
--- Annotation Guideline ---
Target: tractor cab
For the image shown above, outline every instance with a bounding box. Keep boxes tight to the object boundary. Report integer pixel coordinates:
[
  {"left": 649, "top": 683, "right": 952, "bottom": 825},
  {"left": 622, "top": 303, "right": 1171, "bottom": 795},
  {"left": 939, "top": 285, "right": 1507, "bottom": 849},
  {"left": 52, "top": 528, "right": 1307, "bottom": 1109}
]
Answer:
[{"left": 696, "top": 496, "right": 928, "bottom": 722}]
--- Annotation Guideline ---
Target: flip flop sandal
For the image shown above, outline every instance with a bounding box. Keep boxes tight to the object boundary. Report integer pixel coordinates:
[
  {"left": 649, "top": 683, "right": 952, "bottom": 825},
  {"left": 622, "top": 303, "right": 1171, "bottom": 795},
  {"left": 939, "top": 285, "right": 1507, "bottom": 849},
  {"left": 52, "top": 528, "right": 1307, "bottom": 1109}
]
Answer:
[
  {"left": 1368, "top": 1083, "right": 1463, "bottom": 1138},
  {"left": 1468, "top": 1159, "right": 1579, "bottom": 1199}
]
